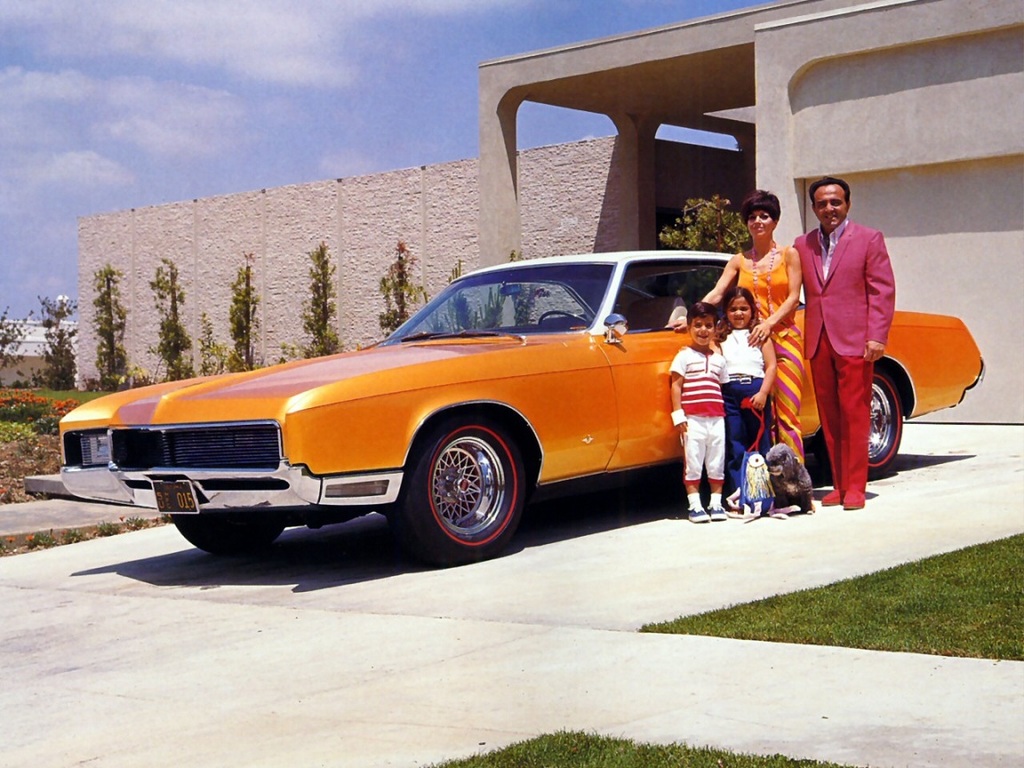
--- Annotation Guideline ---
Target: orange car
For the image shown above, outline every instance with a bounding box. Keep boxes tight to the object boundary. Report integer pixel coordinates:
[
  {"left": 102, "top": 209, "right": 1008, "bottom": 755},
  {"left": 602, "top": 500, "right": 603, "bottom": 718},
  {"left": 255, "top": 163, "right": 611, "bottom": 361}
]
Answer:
[{"left": 60, "top": 253, "right": 983, "bottom": 565}]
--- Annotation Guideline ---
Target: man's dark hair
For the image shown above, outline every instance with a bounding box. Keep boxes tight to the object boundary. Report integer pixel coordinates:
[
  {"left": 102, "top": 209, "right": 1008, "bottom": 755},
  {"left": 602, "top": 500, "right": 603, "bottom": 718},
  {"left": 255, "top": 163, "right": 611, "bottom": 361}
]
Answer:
[
  {"left": 809, "top": 176, "right": 851, "bottom": 204},
  {"left": 740, "top": 189, "right": 781, "bottom": 222}
]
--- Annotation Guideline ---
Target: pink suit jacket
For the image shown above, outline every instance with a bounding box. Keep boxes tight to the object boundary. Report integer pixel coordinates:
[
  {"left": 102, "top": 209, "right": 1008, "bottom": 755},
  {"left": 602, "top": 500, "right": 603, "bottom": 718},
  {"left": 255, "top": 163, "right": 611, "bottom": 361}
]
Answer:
[{"left": 794, "top": 220, "right": 896, "bottom": 358}]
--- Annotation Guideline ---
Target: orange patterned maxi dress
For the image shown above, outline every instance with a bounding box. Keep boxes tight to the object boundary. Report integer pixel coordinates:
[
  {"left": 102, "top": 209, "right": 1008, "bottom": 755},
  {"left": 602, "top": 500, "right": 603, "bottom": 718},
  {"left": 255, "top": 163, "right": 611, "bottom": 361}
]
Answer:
[{"left": 737, "top": 248, "right": 806, "bottom": 461}]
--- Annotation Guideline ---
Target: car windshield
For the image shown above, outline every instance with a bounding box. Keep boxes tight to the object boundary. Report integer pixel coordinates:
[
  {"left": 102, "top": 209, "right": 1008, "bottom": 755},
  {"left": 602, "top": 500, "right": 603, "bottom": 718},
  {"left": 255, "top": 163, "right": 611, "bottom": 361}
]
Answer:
[{"left": 384, "top": 262, "right": 615, "bottom": 343}]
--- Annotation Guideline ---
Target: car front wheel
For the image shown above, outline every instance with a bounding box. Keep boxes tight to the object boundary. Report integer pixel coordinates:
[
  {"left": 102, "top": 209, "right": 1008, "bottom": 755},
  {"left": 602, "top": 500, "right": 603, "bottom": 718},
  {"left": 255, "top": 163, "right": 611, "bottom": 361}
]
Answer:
[
  {"left": 171, "top": 514, "right": 285, "bottom": 555},
  {"left": 394, "top": 418, "right": 525, "bottom": 566}
]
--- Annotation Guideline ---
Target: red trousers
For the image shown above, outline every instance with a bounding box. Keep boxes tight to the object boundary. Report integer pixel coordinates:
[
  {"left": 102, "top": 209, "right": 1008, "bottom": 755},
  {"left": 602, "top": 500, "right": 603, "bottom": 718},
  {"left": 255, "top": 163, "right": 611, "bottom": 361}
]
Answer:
[{"left": 810, "top": 329, "right": 873, "bottom": 495}]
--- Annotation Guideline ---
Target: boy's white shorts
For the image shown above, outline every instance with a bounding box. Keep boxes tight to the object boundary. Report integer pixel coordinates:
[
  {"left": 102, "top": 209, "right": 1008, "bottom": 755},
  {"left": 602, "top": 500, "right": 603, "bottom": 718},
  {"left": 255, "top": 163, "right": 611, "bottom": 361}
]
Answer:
[{"left": 683, "top": 414, "right": 725, "bottom": 483}]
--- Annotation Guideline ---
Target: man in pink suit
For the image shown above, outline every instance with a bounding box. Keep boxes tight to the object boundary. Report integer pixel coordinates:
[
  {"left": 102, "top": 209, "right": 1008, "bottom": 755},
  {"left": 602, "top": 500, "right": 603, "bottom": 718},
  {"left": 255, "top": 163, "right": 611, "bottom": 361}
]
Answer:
[{"left": 795, "top": 177, "right": 896, "bottom": 510}]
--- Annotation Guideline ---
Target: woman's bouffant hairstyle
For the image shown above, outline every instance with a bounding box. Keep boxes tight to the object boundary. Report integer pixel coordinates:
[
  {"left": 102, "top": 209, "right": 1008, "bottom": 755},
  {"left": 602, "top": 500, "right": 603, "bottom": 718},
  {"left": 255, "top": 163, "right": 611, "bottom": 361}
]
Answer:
[{"left": 740, "top": 189, "right": 781, "bottom": 222}]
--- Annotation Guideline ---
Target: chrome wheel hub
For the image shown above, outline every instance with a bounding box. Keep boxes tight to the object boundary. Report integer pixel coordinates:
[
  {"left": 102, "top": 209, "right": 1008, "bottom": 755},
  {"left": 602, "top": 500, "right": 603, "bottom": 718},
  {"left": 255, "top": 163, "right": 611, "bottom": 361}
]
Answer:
[
  {"left": 868, "top": 382, "right": 893, "bottom": 461},
  {"left": 431, "top": 436, "right": 506, "bottom": 537}
]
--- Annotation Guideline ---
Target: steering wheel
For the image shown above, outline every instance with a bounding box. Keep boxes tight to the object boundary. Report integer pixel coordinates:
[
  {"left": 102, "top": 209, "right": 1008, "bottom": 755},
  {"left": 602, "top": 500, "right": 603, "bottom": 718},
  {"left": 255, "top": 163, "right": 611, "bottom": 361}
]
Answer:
[{"left": 538, "top": 310, "right": 589, "bottom": 327}]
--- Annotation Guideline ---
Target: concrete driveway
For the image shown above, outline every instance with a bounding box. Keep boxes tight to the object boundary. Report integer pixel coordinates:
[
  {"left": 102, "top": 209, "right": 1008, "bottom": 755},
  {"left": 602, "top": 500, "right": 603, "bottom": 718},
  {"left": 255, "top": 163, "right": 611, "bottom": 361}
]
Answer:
[{"left": 1, "top": 424, "right": 1022, "bottom": 768}]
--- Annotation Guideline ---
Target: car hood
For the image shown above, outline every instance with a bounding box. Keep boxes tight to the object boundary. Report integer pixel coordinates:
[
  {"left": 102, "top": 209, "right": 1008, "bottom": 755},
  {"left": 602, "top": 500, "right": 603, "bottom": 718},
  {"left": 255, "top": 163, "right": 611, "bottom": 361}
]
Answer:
[{"left": 61, "top": 336, "right": 544, "bottom": 430}]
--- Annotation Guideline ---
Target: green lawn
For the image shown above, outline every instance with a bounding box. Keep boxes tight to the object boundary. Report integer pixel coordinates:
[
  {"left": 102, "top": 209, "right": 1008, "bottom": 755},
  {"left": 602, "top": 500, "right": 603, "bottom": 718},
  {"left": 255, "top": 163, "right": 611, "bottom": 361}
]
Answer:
[
  {"left": 428, "top": 535, "right": 1023, "bottom": 768},
  {"left": 428, "top": 731, "right": 854, "bottom": 768},
  {"left": 34, "top": 388, "right": 109, "bottom": 404},
  {"left": 641, "top": 533, "right": 1023, "bottom": 660}
]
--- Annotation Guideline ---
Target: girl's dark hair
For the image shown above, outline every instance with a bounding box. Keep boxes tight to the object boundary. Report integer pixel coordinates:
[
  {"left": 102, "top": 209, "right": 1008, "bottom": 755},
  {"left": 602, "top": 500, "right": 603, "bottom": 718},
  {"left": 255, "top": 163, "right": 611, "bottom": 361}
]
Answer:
[
  {"left": 720, "top": 285, "right": 759, "bottom": 335},
  {"left": 740, "top": 189, "right": 781, "bottom": 222}
]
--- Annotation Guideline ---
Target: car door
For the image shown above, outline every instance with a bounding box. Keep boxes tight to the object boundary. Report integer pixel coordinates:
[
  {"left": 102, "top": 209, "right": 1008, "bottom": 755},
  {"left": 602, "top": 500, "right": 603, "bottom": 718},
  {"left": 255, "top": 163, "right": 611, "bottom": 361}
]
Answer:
[{"left": 597, "top": 258, "right": 725, "bottom": 472}]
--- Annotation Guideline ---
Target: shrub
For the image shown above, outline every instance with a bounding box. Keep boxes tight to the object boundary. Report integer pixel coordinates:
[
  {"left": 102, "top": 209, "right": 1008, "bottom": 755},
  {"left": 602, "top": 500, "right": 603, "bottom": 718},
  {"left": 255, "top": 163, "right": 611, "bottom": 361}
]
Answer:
[
  {"left": 0, "top": 389, "right": 80, "bottom": 435},
  {"left": 0, "top": 422, "right": 36, "bottom": 443}
]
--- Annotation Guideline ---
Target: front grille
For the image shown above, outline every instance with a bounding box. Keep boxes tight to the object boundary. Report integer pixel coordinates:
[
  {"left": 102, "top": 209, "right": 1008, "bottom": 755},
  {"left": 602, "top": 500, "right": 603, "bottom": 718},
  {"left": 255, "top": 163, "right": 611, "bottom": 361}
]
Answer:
[{"left": 109, "top": 423, "right": 282, "bottom": 471}]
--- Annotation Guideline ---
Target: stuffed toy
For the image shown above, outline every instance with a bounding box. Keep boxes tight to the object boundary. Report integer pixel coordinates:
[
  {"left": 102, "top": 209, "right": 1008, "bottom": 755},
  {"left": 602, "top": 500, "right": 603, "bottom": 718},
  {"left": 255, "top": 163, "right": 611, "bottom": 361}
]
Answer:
[
  {"left": 765, "top": 443, "right": 816, "bottom": 516},
  {"left": 737, "top": 450, "right": 774, "bottom": 517}
]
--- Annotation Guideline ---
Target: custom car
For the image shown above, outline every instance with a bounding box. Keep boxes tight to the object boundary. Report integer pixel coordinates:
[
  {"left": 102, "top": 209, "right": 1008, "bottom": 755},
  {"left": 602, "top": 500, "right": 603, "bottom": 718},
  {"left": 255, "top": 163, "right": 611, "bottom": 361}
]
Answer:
[{"left": 60, "top": 252, "right": 984, "bottom": 565}]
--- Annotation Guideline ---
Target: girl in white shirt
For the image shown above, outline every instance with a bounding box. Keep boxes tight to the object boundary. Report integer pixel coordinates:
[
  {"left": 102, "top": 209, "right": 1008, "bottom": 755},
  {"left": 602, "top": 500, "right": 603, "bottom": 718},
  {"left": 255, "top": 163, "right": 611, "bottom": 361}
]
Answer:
[{"left": 719, "top": 286, "right": 778, "bottom": 506}]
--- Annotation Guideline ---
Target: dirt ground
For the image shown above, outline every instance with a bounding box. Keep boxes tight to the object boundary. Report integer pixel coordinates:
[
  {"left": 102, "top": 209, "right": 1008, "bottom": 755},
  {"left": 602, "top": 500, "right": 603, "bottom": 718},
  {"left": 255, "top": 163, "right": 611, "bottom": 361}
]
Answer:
[{"left": 0, "top": 435, "right": 61, "bottom": 505}]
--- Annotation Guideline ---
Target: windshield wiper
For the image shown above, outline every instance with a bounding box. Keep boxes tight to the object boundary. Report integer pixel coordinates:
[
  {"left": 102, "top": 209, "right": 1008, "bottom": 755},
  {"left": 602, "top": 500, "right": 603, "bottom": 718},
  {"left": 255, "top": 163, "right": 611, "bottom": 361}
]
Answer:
[{"left": 399, "top": 329, "right": 525, "bottom": 343}]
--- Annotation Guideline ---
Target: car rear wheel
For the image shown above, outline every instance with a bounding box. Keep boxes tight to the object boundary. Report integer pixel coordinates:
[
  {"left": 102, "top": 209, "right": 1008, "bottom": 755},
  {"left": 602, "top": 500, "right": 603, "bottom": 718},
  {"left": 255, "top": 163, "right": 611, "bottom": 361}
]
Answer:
[
  {"left": 868, "top": 369, "right": 904, "bottom": 477},
  {"left": 171, "top": 514, "right": 285, "bottom": 555},
  {"left": 810, "top": 369, "right": 905, "bottom": 480},
  {"left": 394, "top": 418, "right": 525, "bottom": 566}
]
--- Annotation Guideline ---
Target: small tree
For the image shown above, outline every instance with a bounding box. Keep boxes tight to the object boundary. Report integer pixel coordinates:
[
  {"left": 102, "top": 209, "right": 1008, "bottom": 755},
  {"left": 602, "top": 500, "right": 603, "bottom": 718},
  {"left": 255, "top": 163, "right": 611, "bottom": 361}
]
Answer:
[
  {"left": 0, "top": 307, "right": 26, "bottom": 372},
  {"left": 228, "top": 253, "right": 260, "bottom": 372},
  {"left": 37, "top": 295, "right": 77, "bottom": 390},
  {"left": 379, "top": 241, "right": 427, "bottom": 336},
  {"left": 92, "top": 265, "right": 128, "bottom": 390},
  {"left": 658, "top": 195, "right": 747, "bottom": 253},
  {"left": 301, "top": 242, "right": 340, "bottom": 357},
  {"left": 149, "top": 258, "right": 194, "bottom": 381},
  {"left": 197, "top": 312, "right": 229, "bottom": 376}
]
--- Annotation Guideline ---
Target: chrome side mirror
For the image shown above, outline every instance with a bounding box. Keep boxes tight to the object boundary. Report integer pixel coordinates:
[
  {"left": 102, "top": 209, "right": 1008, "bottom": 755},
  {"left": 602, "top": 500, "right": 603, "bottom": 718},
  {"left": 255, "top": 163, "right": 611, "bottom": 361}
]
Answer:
[{"left": 603, "top": 313, "right": 628, "bottom": 344}]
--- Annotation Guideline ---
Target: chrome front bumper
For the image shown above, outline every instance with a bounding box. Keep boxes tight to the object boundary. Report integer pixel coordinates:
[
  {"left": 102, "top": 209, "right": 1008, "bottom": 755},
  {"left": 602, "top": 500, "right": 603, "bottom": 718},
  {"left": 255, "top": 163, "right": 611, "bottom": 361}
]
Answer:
[{"left": 60, "top": 463, "right": 404, "bottom": 510}]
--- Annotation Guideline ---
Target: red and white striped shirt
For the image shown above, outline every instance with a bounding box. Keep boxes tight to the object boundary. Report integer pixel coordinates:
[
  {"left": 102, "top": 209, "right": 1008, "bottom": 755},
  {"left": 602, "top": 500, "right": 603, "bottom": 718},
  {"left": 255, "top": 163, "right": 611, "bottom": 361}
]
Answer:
[{"left": 669, "top": 346, "right": 727, "bottom": 418}]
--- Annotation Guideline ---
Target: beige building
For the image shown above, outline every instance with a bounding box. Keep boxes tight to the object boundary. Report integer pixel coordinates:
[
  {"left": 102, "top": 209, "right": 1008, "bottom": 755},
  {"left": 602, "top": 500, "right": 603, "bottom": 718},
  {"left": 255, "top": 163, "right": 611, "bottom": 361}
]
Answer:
[
  {"left": 78, "top": 0, "right": 1022, "bottom": 422},
  {"left": 0, "top": 320, "right": 76, "bottom": 387}
]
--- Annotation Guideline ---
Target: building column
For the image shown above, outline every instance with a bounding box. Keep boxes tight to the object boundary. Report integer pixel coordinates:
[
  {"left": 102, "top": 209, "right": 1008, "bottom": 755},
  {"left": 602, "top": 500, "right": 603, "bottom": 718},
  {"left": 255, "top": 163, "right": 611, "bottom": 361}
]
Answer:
[
  {"left": 609, "top": 113, "right": 660, "bottom": 251},
  {"left": 478, "top": 83, "right": 524, "bottom": 266}
]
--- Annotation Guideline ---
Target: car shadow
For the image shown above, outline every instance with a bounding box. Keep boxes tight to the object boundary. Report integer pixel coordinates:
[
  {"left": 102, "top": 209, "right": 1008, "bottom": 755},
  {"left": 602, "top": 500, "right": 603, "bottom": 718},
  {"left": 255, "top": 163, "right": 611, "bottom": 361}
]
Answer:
[
  {"left": 805, "top": 450, "right": 974, "bottom": 485},
  {"left": 71, "top": 452, "right": 972, "bottom": 592},
  {"left": 71, "top": 470, "right": 686, "bottom": 592}
]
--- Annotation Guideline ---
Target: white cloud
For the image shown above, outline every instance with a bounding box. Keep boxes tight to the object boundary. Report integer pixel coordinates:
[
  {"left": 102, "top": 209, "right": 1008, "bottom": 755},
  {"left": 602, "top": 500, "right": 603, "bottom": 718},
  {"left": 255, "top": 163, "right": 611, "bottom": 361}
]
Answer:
[
  {"left": 97, "top": 77, "right": 246, "bottom": 156},
  {"left": 0, "top": 0, "right": 530, "bottom": 87},
  {"left": 0, "top": 66, "right": 246, "bottom": 161},
  {"left": 30, "top": 150, "right": 135, "bottom": 187},
  {"left": 318, "top": 148, "right": 382, "bottom": 179}
]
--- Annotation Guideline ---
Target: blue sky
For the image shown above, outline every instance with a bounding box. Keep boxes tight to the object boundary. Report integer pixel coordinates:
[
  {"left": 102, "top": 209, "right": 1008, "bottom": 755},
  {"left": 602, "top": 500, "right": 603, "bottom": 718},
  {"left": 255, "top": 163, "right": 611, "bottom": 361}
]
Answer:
[{"left": 0, "top": 0, "right": 755, "bottom": 319}]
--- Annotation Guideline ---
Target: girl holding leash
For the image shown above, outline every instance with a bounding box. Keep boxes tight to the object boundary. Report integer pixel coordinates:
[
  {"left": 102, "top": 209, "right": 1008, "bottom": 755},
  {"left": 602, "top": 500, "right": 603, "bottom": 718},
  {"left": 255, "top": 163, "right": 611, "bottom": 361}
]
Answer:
[{"left": 718, "top": 285, "right": 777, "bottom": 508}]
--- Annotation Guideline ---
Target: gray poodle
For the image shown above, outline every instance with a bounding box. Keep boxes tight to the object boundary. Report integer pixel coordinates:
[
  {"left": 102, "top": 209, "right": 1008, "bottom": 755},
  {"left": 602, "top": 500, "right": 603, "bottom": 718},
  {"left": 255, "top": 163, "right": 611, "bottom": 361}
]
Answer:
[{"left": 765, "top": 444, "right": 816, "bottom": 516}]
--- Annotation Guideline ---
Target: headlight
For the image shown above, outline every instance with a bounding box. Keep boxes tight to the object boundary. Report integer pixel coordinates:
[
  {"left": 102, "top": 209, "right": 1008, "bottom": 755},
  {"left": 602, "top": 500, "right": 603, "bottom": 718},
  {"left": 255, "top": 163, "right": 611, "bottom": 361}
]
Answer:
[{"left": 81, "top": 432, "right": 111, "bottom": 466}]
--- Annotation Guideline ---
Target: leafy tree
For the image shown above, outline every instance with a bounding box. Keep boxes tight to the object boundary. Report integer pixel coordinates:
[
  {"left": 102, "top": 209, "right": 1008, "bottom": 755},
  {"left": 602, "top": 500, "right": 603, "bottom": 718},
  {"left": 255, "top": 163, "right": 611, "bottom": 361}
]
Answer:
[
  {"left": 92, "top": 265, "right": 128, "bottom": 390},
  {"left": 228, "top": 253, "right": 260, "bottom": 372},
  {"left": 149, "top": 258, "right": 193, "bottom": 380},
  {"left": 378, "top": 240, "right": 427, "bottom": 336},
  {"left": 301, "top": 242, "right": 340, "bottom": 357},
  {"left": 0, "top": 307, "right": 26, "bottom": 372},
  {"left": 197, "top": 312, "right": 229, "bottom": 376},
  {"left": 658, "top": 195, "right": 747, "bottom": 253},
  {"left": 36, "top": 295, "right": 77, "bottom": 390}
]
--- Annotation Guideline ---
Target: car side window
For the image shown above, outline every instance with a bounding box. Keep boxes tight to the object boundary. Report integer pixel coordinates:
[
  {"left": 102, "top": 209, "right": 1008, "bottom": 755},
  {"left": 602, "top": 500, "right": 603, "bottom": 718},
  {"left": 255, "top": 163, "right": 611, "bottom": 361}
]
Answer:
[{"left": 615, "top": 262, "right": 723, "bottom": 332}]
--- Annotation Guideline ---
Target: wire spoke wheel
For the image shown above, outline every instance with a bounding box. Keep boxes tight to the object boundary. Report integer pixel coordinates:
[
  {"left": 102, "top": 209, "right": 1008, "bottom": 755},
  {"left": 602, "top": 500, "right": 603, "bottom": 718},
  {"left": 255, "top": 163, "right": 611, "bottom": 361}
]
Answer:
[
  {"left": 395, "top": 418, "right": 525, "bottom": 566},
  {"left": 431, "top": 436, "right": 506, "bottom": 537},
  {"left": 867, "top": 370, "right": 903, "bottom": 476}
]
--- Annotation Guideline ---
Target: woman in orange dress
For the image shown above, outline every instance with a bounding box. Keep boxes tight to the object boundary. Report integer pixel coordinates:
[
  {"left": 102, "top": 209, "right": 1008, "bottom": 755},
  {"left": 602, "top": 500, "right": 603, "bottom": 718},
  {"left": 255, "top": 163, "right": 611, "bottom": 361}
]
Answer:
[{"left": 704, "top": 189, "right": 806, "bottom": 461}]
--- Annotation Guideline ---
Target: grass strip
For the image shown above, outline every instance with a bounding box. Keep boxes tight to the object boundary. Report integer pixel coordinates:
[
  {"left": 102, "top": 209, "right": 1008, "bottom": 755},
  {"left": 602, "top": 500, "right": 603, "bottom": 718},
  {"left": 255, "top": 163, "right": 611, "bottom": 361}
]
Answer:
[
  {"left": 641, "top": 534, "right": 1023, "bottom": 660},
  {"left": 428, "top": 731, "right": 853, "bottom": 767}
]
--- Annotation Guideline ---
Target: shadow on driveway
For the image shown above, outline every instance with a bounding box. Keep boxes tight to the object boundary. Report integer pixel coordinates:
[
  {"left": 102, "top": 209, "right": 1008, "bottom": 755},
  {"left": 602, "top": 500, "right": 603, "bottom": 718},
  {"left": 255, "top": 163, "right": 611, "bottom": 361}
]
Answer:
[{"left": 71, "top": 452, "right": 971, "bottom": 592}]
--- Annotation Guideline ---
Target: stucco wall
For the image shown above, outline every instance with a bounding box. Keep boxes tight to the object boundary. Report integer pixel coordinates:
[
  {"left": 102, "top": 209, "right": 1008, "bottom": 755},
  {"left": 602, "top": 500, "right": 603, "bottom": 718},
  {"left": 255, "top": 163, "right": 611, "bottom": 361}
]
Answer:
[{"left": 755, "top": 0, "right": 1023, "bottom": 424}]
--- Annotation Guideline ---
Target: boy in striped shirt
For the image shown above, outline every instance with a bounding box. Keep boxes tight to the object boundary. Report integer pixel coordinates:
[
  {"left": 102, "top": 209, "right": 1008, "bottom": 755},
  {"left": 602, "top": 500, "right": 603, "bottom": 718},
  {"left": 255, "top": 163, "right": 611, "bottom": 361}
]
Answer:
[{"left": 669, "top": 301, "right": 729, "bottom": 523}]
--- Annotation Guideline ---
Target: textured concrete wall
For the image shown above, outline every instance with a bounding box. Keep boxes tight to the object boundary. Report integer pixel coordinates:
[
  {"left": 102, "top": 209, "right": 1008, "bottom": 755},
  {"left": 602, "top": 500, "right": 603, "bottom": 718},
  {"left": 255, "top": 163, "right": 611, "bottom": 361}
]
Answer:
[{"left": 76, "top": 144, "right": 607, "bottom": 383}]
